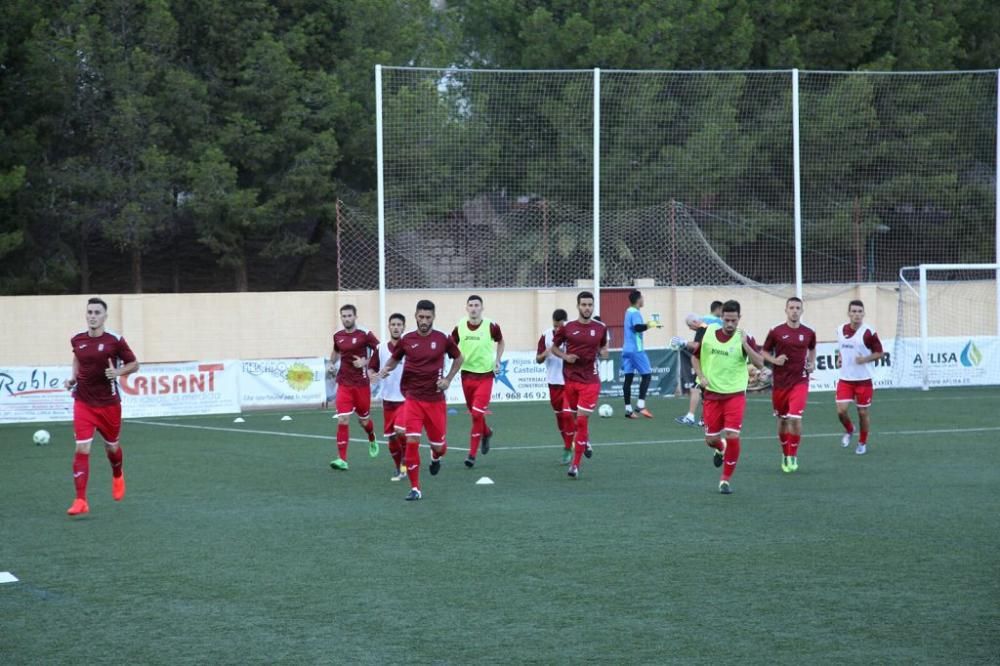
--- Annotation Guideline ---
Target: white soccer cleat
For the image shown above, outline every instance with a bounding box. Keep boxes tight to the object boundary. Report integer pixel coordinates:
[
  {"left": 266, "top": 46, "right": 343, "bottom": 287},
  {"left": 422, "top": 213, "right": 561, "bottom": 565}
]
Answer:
[
  {"left": 855, "top": 443, "right": 867, "bottom": 455},
  {"left": 841, "top": 433, "right": 852, "bottom": 448}
]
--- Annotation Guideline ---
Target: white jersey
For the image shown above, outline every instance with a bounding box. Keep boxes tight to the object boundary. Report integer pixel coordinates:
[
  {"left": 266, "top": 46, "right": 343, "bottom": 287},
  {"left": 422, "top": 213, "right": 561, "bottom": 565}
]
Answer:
[
  {"left": 542, "top": 327, "right": 565, "bottom": 386},
  {"left": 376, "top": 341, "right": 405, "bottom": 402},
  {"left": 837, "top": 322, "right": 876, "bottom": 382}
]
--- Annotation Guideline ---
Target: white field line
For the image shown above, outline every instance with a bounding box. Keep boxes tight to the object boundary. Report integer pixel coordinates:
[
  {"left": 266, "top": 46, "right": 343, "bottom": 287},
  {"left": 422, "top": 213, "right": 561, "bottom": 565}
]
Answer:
[{"left": 131, "top": 419, "right": 1000, "bottom": 453}]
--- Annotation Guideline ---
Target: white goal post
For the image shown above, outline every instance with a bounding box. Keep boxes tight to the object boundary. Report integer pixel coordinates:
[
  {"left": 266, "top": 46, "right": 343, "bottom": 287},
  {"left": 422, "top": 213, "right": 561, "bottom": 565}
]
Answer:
[{"left": 896, "top": 263, "right": 1000, "bottom": 390}]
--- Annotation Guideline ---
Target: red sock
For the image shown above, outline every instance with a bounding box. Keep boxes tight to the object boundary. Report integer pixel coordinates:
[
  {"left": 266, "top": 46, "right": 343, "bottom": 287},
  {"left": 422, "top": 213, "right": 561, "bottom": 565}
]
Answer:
[
  {"left": 559, "top": 412, "right": 574, "bottom": 449},
  {"left": 721, "top": 436, "right": 741, "bottom": 481},
  {"left": 388, "top": 434, "right": 403, "bottom": 468},
  {"left": 336, "top": 423, "right": 349, "bottom": 460},
  {"left": 571, "top": 416, "right": 589, "bottom": 465},
  {"left": 788, "top": 433, "right": 800, "bottom": 457},
  {"left": 73, "top": 452, "right": 90, "bottom": 500},
  {"left": 404, "top": 439, "right": 420, "bottom": 489},
  {"left": 839, "top": 413, "right": 855, "bottom": 434},
  {"left": 362, "top": 420, "right": 375, "bottom": 443},
  {"left": 859, "top": 430, "right": 868, "bottom": 444},
  {"left": 779, "top": 432, "right": 789, "bottom": 457},
  {"left": 106, "top": 446, "right": 123, "bottom": 478},
  {"left": 469, "top": 411, "right": 485, "bottom": 457}
]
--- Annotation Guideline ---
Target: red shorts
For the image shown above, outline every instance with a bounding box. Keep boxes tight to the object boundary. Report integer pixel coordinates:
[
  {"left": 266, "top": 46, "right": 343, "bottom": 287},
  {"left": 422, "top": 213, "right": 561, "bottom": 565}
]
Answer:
[
  {"left": 404, "top": 399, "right": 447, "bottom": 445},
  {"left": 836, "top": 380, "right": 873, "bottom": 408},
  {"left": 772, "top": 383, "right": 809, "bottom": 419},
  {"left": 383, "top": 400, "right": 406, "bottom": 435},
  {"left": 564, "top": 381, "right": 600, "bottom": 414},
  {"left": 335, "top": 384, "right": 371, "bottom": 418},
  {"left": 462, "top": 374, "right": 494, "bottom": 414},
  {"left": 548, "top": 384, "right": 567, "bottom": 413},
  {"left": 702, "top": 393, "right": 747, "bottom": 436},
  {"left": 74, "top": 400, "right": 122, "bottom": 444}
]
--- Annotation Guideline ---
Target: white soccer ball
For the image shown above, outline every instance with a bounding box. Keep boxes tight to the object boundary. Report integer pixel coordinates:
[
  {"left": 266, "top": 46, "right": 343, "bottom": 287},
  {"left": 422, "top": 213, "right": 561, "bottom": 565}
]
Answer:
[
  {"left": 33, "top": 429, "right": 51, "bottom": 446},
  {"left": 598, "top": 404, "right": 614, "bottom": 418}
]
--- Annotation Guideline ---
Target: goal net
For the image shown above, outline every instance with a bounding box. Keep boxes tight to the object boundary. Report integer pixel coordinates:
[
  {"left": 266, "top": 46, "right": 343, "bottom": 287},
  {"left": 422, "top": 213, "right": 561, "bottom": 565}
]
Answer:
[{"left": 895, "top": 264, "right": 1000, "bottom": 389}]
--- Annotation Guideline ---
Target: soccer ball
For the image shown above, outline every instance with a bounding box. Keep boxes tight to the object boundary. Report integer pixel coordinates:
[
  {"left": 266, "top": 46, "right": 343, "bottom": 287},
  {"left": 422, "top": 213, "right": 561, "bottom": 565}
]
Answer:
[
  {"left": 598, "top": 404, "right": 614, "bottom": 418},
  {"left": 33, "top": 429, "right": 51, "bottom": 446}
]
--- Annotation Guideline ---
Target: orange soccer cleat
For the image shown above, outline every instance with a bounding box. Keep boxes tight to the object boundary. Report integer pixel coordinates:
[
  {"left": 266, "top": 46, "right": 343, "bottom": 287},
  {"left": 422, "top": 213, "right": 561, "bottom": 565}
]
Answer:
[
  {"left": 638, "top": 408, "right": 654, "bottom": 419},
  {"left": 67, "top": 499, "right": 89, "bottom": 516},
  {"left": 112, "top": 475, "right": 126, "bottom": 501}
]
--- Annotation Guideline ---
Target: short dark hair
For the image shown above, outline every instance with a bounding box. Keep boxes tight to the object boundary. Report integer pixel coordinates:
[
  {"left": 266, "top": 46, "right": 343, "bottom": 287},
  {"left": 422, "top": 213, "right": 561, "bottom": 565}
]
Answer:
[
  {"left": 467, "top": 294, "right": 483, "bottom": 304},
  {"left": 389, "top": 313, "right": 406, "bottom": 324},
  {"left": 415, "top": 299, "right": 435, "bottom": 313},
  {"left": 628, "top": 289, "right": 642, "bottom": 305},
  {"left": 577, "top": 290, "right": 594, "bottom": 304},
  {"left": 87, "top": 297, "right": 108, "bottom": 311},
  {"left": 552, "top": 308, "right": 568, "bottom": 323},
  {"left": 710, "top": 300, "right": 723, "bottom": 313},
  {"left": 848, "top": 299, "right": 865, "bottom": 310},
  {"left": 339, "top": 304, "right": 356, "bottom": 315},
  {"left": 786, "top": 296, "right": 803, "bottom": 306},
  {"left": 721, "top": 299, "right": 741, "bottom": 315}
]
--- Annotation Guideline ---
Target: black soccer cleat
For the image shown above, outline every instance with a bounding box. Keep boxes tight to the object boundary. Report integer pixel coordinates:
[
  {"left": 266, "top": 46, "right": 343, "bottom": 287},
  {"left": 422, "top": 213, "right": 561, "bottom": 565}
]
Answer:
[
  {"left": 405, "top": 488, "right": 422, "bottom": 501},
  {"left": 584, "top": 444, "right": 593, "bottom": 459},
  {"left": 719, "top": 481, "right": 733, "bottom": 495},
  {"left": 567, "top": 465, "right": 579, "bottom": 479},
  {"left": 481, "top": 428, "right": 493, "bottom": 454},
  {"left": 464, "top": 455, "right": 475, "bottom": 468},
  {"left": 713, "top": 450, "right": 724, "bottom": 468},
  {"left": 429, "top": 457, "right": 441, "bottom": 476}
]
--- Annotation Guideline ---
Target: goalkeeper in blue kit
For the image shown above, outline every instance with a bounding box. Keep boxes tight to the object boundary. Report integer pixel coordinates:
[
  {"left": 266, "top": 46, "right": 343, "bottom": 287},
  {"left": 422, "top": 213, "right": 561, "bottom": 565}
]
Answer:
[{"left": 621, "top": 290, "right": 662, "bottom": 418}]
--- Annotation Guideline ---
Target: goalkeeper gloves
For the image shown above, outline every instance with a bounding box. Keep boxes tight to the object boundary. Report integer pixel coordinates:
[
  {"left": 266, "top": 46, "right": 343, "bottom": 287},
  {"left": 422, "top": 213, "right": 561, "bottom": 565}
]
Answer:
[{"left": 670, "top": 336, "right": 687, "bottom": 349}]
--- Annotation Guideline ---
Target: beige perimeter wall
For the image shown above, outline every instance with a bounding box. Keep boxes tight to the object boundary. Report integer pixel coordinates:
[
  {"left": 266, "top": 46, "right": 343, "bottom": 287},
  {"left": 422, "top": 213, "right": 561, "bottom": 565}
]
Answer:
[{"left": 0, "top": 284, "right": 923, "bottom": 366}]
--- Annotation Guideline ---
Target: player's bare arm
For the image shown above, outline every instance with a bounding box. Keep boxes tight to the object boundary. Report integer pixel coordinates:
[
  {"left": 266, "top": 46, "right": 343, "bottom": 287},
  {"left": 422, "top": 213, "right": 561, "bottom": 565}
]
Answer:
[
  {"left": 494, "top": 338, "right": 505, "bottom": 374},
  {"left": 856, "top": 350, "right": 884, "bottom": 364},
  {"left": 692, "top": 352, "right": 708, "bottom": 388},
  {"left": 105, "top": 358, "right": 139, "bottom": 380},
  {"left": 743, "top": 337, "right": 765, "bottom": 369},
  {"left": 437, "top": 353, "right": 464, "bottom": 390},
  {"left": 551, "top": 346, "right": 578, "bottom": 364},
  {"left": 64, "top": 357, "right": 80, "bottom": 390},
  {"left": 805, "top": 348, "right": 817, "bottom": 372},
  {"left": 379, "top": 356, "right": 399, "bottom": 379}
]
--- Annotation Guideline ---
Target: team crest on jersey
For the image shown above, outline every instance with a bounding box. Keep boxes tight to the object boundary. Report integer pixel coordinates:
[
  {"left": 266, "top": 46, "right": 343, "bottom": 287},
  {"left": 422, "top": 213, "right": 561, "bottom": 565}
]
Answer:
[
  {"left": 352, "top": 337, "right": 357, "bottom": 344},
  {"left": 98, "top": 344, "right": 105, "bottom": 351},
  {"left": 590, "top": 330, "right": 595, "bottom": 336},
  {"left": 431, "top": 341, "right": 437, "bottom": 349},
  {"left": 799, "top": 334, "right": 804, "bottom": 341}
]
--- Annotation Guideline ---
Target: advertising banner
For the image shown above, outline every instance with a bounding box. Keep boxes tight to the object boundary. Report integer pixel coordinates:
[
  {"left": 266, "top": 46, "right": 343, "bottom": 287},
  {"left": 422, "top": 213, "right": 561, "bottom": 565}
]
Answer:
[
  {"left": 0, "top": 366, "right": 74, "bottom": 423},
  {"left": 599, "top": 348, "right": 680, "bottom": 398},
  {"left": 120, "top": 360, "right": 241, "bottom": 417},
  {"left": 240, "top": 358, "right": 326, "bottom": 409},
  {"left": 889, "top": 336, "right": 1000, "bottom": 388}
]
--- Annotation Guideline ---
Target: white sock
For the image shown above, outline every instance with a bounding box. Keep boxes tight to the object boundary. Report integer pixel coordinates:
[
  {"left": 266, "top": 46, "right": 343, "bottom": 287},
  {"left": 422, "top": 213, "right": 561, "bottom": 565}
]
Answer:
[
  {"left": 686, "top": 412, "right": 694, "bottom": 420},
  {"left": 637, "top": 399, "right": 646, "bottom": 409},
  {"left": 625, "top": 404, "right": 633, "bottom": 412}
]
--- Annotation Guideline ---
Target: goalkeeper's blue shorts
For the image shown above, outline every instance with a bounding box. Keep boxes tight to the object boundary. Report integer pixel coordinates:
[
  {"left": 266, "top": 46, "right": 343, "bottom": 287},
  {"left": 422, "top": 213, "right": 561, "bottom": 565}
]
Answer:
[{"left": 621, "top": 351, "right": 652, "bottom": 375}]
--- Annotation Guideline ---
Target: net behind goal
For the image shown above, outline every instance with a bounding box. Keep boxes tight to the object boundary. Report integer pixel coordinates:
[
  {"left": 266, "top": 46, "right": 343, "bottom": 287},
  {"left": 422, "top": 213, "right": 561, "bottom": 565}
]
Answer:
[{"left": 895, "top": 264, "right": 1000, "bottom": 389}]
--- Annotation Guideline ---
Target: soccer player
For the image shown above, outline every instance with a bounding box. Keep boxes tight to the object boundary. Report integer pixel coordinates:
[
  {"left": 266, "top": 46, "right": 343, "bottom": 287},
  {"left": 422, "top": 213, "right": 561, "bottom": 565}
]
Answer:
[
  {"left": 675, "top": 301, "right": 724, "bottom": 426},
  {"left": 693, "top": 300, "right": 764, "bottom": 494},
  {"left": 451, "top": 295, "right": 504, "bottom": 468},
  {"left": 550, "top": 291, "right": 609, "bottom": 479},
  {"left": 329, "top": 304, "right": 380, "bottom": 470},
  {"left": 536, "top": 308, "right": 575, "bottom": 463},
  {"left": 379, "top": 299, "right": 463, "bottom": 501},
  {"left": 63, "top": 297, "right": 140, "bottom": 516},
  {"left": 836, "top": 300, "right": 884, "bottom": 455},
  {"left": 621, "top": 289, "right": 661, "bottom": 419},
  {"left": 369, "top": 313, "right": 408, "bottom": 481},
  {"left": 760, "top": 297, "right": 817, "bottom": 473}
]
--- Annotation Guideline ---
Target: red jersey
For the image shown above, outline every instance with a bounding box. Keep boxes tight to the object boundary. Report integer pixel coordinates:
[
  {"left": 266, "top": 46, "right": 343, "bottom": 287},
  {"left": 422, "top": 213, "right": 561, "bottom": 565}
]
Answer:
[
  {"left": 333, "top": 328, "right": 379, "bottom": 387},
  {"left": 70, "top": 330, "right": 137, "bottom": 406},
  {"left": 762, "top": 322, "right": 816, "bottom": 389},
  {"left": 552, "top": 319, "right": 607, "bottom": 385},
  {"left": 391, "top": 329, "right": 461, "bottom": 402}
]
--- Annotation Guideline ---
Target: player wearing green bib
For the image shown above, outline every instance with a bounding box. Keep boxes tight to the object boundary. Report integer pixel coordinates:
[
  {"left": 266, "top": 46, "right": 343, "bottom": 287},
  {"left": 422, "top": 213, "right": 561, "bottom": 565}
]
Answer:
[
  {"left": 693, "top": 300, "right": 765, "bottom": 495},
  {"left": 450, "top": 295, "right": 505, "bottom": 468}
]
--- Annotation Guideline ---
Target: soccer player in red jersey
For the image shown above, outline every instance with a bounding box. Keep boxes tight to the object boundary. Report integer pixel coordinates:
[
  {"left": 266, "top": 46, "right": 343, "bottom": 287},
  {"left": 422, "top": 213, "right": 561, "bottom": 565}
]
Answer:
[
  {"left": 378, "top": 299, "right": 463, "bottom": 501},
  {"left": 536, "top": 308, "right": 575, "bottom": 464},
  {"left": 549, "top": 291, "right": 608, "bottom": 479},
  {"left": 63, "top": 297, "right": 139, "bottom": 516},
  {"left": 450, "top": 295, "right": 504, "bottom": 468},
  {"left": 761, "top": 297, "right": 817, "bottom": 473},
  {"left": 836, "top": 300, "right": 884, "bottom": 455},
  {"left": 369, "top": 313, "right": 409, "bottom": 481},
  {"left": 692, "top": 300, "right": 765, "bottom": 495},
  {"left": 329, "top": 304, "right": 380, "bottom": 470}
]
